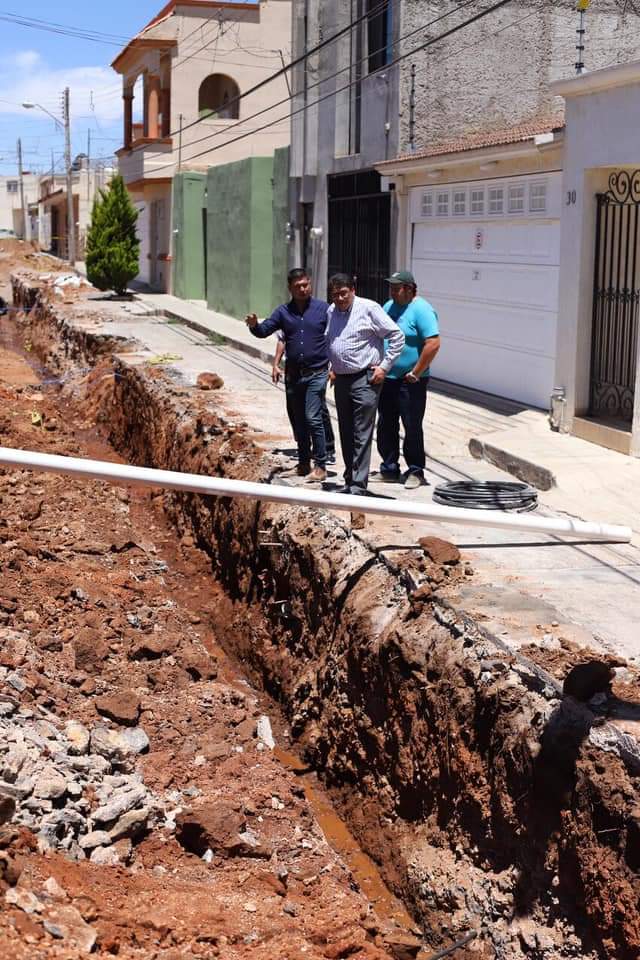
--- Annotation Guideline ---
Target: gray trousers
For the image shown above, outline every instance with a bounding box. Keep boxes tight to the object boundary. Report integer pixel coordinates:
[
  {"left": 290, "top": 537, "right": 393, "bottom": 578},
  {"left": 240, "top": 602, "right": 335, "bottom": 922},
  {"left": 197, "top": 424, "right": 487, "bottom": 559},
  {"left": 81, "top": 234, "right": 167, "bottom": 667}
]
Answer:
[{"left": 334, "top": 370, "right": 382, "bottom": 493}]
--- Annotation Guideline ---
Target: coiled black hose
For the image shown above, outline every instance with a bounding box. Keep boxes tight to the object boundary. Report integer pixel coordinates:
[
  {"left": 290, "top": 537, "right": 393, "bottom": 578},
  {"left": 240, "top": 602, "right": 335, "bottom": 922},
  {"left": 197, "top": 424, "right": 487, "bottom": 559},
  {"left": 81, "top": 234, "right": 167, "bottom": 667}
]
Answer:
[{"left": 432, "top": 480, "right": 538, "bottom": 513}]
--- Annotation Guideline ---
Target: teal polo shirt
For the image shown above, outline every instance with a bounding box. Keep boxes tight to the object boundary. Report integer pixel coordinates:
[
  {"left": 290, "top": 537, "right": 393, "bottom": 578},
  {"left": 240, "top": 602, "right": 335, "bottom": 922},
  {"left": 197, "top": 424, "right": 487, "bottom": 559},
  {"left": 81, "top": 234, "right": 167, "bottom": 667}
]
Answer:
[{"left": 383, "top": 296, "right": 440, "bottom": 379}]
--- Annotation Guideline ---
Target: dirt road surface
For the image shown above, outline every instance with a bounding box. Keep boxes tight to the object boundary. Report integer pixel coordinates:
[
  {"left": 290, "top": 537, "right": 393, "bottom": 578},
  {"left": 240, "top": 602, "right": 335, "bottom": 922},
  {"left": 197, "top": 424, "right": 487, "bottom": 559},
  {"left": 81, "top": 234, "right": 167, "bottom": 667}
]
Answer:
[{"left": 0, "top": 242, "right": 427, "bottom": 960}]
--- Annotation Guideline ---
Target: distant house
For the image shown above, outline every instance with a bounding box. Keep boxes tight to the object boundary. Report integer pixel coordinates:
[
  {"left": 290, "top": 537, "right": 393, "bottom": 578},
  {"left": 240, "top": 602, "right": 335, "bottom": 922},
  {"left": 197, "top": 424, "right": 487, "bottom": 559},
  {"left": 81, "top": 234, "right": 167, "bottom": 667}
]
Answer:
[
  {"left": 112, "top": 0, "right": 291, "bottom": 295},
  {"left": 0, "top": 173, "right": 40, "bottom": 237}
]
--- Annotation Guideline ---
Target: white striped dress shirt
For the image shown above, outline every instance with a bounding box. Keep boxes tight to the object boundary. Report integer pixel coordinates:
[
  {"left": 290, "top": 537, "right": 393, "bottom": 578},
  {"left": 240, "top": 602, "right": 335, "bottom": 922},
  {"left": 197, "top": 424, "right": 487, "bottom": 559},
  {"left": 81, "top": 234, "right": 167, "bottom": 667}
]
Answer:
[{"left": 327, "top": 296, "right": 405, "bottom": 375}]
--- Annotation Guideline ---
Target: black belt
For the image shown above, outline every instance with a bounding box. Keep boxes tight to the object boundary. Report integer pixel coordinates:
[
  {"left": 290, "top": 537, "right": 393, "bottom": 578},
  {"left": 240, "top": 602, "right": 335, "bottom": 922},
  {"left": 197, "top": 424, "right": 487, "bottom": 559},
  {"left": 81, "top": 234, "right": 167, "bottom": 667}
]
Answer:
[{"left": 286, "top": 363, "right": 329, "bottom": 377}]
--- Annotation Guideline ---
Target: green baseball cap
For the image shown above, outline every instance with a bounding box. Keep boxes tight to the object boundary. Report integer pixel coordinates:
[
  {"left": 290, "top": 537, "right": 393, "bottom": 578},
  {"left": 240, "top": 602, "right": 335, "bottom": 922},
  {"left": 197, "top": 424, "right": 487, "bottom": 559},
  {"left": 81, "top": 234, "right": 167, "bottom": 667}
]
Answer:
[{"left": 385, "top": 270, "right": 415, "bottom": 285}]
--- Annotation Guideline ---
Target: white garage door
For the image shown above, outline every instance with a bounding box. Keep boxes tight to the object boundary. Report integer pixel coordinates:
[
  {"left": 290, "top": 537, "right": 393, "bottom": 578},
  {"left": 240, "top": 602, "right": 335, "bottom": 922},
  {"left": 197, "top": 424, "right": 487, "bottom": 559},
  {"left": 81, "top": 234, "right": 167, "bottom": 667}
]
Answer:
[{"left": 410, "top": 174, "right": 560, "bottom": 409}]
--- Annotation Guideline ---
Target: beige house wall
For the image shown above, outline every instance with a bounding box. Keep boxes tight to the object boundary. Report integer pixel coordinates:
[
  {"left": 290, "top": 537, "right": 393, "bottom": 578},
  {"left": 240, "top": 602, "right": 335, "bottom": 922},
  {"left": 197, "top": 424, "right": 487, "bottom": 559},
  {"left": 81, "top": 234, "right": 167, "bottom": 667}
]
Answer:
[
  {"left": 0, "top": 174, "right": 41, "bottom": 236},
  {"left": 114, "top": 0, "right": 291, "bottom": 291}
]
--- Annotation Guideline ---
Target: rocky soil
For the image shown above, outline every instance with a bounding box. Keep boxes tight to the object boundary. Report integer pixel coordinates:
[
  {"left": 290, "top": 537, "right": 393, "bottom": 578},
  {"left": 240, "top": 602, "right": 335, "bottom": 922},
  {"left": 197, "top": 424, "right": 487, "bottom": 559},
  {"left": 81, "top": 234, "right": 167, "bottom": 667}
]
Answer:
[
  {"left": 4, "top": 256, "right": 640, "bottom": 960},
  {"left": 0, "top": 249, "right": 420, "bottom": 959}
]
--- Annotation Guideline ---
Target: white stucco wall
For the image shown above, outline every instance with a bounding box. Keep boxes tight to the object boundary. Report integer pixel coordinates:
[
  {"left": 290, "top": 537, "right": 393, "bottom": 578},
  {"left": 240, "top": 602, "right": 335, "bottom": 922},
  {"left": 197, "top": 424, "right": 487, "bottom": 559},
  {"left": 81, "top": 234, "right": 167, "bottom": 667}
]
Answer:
[{"left": 554, "top": 65, "right": 640, "bottom": 452}]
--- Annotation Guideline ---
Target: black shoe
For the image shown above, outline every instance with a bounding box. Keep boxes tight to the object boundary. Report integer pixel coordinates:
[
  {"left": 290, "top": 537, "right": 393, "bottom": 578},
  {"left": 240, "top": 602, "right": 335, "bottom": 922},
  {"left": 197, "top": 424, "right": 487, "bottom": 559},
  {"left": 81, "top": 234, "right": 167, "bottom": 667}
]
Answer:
[
  {"left": 326, "top": 453, "right": 337, "bottom": 465},
  {"left": 379, "top": 472, "right": 401, "bottom": 483}
]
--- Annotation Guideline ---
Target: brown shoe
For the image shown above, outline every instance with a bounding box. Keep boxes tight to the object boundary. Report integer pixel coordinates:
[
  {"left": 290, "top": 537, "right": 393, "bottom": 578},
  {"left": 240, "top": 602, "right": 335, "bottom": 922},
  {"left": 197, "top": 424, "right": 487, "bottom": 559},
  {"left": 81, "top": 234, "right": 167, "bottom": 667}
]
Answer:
[
  {"left": 350, "top": 511, "right": 366, "bottom": 530},
  {"left": 280, "top": 462, "right": 311, "bottom": 477},
  {"left": 305, "top": 466, "right": 327, "bottom": 483}
]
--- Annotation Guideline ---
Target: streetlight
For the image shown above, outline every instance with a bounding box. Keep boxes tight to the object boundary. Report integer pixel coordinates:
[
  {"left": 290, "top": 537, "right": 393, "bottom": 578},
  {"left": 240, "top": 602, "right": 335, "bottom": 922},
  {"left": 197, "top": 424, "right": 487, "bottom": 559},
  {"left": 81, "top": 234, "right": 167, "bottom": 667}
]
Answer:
[
  {"left": 22, "top": 102, "right": 63, "bottom": 129},
  {"left": 23, "top": 94, "right": 76, "bottom": 264}
]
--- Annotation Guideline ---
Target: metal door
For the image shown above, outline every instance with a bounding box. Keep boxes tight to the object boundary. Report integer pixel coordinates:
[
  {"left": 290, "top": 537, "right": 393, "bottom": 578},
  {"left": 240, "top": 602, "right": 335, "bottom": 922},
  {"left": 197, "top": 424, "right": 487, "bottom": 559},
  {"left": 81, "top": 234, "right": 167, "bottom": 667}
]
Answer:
[
  {"left": 590, "top": 170, "right": 640, "bottom": 422},
  {"left": 328, "top": 171, "right": 391, "bottom": 304}
]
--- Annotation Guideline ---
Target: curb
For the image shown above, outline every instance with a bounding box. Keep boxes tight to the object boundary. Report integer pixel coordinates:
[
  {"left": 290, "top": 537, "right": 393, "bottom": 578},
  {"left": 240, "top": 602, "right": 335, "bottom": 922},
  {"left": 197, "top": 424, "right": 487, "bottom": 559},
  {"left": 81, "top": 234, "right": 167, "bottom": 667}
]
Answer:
[
  {"left": 468, "top": 437, "right": 556, "bottom": 491},
  {"left": 134, "top": 297, "right": 275, "bottom": 368}
]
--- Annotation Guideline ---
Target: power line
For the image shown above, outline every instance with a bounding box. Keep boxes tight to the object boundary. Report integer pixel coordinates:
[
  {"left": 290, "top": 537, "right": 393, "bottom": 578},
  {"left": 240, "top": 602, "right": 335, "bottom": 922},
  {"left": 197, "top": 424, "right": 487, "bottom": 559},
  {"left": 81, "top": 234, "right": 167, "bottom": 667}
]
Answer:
[
  {"left": 0, "top": 12, "right": 128, "bottom": 45},
  {"left": 161, "top": 0, "right": 518, "bottom": 175},
  {"left": 169, "top": 0, "right": 394, "bottom": 138},
  {"left": 163, "top": 0, "right": 479, "bottom": 167}
]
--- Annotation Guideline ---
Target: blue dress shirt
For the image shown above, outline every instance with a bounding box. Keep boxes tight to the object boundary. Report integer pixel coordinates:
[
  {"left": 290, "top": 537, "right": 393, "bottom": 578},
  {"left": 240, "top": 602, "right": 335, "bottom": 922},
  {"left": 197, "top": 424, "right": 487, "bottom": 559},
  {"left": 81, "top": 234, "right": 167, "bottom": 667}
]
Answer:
[{"left": 249, "top": 297, "right": 329, "bottom": 368}]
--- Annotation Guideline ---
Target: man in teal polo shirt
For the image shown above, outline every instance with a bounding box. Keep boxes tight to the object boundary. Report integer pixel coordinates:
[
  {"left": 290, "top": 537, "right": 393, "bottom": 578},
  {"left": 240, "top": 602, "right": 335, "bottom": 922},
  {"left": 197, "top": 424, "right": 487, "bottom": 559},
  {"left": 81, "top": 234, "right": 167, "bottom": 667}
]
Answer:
[{"left": 376, "top": 270, "right": 441, "bottom": 490}]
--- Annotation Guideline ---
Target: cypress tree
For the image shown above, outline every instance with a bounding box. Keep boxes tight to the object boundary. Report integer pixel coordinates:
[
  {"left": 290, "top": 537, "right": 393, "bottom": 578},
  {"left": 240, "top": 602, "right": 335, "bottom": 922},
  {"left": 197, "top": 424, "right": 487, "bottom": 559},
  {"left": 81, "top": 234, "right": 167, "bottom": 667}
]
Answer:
[{"left": 86, "top": 174, "right": 140, "bottom": 297}]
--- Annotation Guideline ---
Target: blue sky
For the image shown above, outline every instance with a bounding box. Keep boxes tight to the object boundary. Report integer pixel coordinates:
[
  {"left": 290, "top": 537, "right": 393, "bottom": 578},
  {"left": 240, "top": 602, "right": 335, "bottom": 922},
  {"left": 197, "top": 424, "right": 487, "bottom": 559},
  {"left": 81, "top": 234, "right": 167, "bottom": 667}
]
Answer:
[{"left": 0, "top": 1, "right": 255, "bottom": 175}]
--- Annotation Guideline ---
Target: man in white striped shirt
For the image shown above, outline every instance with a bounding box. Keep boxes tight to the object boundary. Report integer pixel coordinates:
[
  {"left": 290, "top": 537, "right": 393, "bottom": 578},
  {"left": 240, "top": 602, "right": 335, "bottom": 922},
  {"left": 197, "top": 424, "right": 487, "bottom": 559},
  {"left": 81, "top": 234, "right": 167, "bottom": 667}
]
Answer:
[{"left": 327, "top": 274, "right": 405, "bottom": 495}]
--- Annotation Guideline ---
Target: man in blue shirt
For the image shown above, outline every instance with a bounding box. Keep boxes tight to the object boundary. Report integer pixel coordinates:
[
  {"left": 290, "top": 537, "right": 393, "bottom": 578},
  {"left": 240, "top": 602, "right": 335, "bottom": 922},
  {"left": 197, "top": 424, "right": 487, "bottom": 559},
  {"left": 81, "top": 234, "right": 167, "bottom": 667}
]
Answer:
[
  {"left": 376, "top": 270, "right": 441, "bottom": 490},
  {"left": 246, "top": 269, "right": 331, "bottom": 482}
]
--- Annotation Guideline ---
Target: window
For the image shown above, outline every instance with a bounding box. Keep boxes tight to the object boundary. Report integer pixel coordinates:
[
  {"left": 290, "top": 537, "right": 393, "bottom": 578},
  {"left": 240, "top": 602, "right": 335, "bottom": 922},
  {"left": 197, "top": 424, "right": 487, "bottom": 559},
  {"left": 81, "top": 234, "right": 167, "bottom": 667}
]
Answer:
[
  {"left": 508, "top": 184, "right": 525, "bottom": 214},
  {"left": 436, "top": 191, "right": 449, "bottom": 216},
  {"left": 367, "top": 0, "right": 391, "bottom": 73},
  {"left": 471, "top": 189, "right": 484, "bottom": 215},
  {"left": 488, "top": 186, "right": 504, "bottom": 215},
  {"left": 198, "top": 74, "right": 240, "bottom": 120},
  {"left": 453, "top": 190, "right": 466, "bottom": 216},
  {"left": 530, "top": 182, "right": 547, "bottom": 213},
  {"left": 6, "top": 181, "right": 18, "bottom": 194},
  {"left": 421, "top": 192, "right": 433, "bottom": 217}
]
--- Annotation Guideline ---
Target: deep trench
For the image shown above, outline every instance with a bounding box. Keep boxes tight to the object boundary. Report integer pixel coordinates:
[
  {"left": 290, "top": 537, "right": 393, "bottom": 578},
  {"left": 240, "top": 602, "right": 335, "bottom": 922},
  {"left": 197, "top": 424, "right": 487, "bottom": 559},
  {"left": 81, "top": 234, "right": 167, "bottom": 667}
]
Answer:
[{"left": 8, "top": 274, "right": 640, "bottom": 960}]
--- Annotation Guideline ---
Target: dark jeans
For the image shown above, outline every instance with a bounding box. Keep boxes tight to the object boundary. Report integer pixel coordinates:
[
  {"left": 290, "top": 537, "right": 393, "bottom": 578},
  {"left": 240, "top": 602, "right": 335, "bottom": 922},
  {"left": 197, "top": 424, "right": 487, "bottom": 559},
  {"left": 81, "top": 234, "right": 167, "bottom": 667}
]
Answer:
[
  {"left": 377, "top": 376, "right": 429, "bottom": 478},
  {"left": 334, "top": 369, "right": 382, "bottom": 493},
  {"left": 285, "top": 379, "right": 335, "bottom": 456},
  {"left": 285, "top": 365, "right": 330, "bottom": 467}
]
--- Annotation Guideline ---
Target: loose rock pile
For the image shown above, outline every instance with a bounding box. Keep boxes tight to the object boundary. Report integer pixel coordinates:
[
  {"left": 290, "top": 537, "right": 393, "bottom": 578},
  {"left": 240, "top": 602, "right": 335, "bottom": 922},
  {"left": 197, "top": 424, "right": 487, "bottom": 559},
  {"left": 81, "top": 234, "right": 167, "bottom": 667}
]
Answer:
[{"left": 0, "top": 696, "right": 157, "bottom": 866}]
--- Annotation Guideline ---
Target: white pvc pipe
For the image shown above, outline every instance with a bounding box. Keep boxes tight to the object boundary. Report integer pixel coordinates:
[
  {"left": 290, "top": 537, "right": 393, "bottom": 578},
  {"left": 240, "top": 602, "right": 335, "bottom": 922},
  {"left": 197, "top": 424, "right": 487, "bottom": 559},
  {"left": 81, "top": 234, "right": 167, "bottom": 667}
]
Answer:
[{"left": 0, "top": 446, "right": 632, "bottom": 543}]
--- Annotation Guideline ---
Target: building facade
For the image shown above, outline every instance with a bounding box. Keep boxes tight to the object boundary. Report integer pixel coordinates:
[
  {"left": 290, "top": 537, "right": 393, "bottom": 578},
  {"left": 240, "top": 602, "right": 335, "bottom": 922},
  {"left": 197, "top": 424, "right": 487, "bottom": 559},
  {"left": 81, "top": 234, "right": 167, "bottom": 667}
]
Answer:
[
  {"left": 289, "top": 0, "right": 400, "bottom": 303},
  {"left": 0, "top": 173, "right": 41, "bottom": 237},
  {"left": 112, "top": 0, "right": 291, "bottom": 293},
  {"left": 38, "top": 163, "right": 113, "bottom": 261},
  {"left": 553, "top": 61, "right": 640, "bottom": 457},
  {"left": 373, "top": 1, "right": 640, "bottom": 417}
]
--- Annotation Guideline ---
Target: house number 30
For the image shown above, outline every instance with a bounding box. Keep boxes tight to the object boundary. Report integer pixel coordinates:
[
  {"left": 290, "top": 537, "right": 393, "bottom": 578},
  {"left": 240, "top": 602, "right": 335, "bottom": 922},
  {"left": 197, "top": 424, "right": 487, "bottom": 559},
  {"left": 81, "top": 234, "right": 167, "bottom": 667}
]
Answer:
[{"left": 566, "top": 190, "right": 577, "bottom": 205}]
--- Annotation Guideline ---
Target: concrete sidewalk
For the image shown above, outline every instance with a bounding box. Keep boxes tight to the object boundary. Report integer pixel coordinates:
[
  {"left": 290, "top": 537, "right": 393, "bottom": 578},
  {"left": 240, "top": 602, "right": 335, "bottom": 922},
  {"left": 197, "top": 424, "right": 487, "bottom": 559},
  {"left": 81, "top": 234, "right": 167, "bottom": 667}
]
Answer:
[
  {"left": 132, "top": 291, "right": 640, "bottom": 541},
  {"left": 32, "top": 286, "right": 638, "bottom": 665}
]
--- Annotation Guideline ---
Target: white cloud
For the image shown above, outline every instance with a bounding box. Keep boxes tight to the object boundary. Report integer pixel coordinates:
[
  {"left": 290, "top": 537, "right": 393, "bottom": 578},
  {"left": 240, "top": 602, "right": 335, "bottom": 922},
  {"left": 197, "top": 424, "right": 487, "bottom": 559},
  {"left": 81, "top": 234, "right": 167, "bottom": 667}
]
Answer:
[{"left": 0, "top": 50, "right": 123, "bottom": 126}]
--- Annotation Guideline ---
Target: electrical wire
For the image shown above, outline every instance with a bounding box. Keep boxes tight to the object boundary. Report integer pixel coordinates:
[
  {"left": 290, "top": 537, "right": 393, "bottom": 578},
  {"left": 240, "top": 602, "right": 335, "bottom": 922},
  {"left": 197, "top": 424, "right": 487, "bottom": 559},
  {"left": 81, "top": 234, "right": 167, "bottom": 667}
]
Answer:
[
  {"left": 168, "top": 0, "right": 395, "bottom": 134},
  {"left": 0, "top": 12, "right": 128, "bottom": 45},
  {"left": 432, "top": 481, "right": 538, "bottom": 513},
  {"left": 159, "top": 0, "right": 479, "bottom": 166},
  {"left": 159, "top": 0, "right": 518, "bottom": 174}
]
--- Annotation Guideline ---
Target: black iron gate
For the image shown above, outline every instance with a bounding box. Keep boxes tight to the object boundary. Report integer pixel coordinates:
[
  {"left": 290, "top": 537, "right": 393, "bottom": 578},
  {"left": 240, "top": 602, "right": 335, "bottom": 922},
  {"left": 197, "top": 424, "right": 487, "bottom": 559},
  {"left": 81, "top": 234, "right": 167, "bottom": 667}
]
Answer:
[
  {"left": 328, "top": 170, "right": 391, "bottom": 304},
  {"left": 590, "top": 170, "right": 640, "bottom": 422}
]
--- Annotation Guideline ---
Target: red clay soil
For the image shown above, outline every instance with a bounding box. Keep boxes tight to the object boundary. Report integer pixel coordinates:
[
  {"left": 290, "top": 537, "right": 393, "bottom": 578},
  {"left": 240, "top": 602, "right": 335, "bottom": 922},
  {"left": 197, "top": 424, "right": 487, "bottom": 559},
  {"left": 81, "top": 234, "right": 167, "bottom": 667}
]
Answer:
[{"left": 0, "top": 324, "right": 405, "bottom": 957}]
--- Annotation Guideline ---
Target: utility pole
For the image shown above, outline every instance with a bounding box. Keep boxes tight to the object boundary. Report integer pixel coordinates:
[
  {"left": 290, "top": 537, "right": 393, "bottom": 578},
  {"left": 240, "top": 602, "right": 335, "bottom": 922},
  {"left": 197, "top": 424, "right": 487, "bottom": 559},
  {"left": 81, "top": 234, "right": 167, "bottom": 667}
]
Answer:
[
  {"left": 63, "top": 87, "right": 77, "bottom": 265},
  {"left": 87, "top": 128, "right": 91, "bottom": 202},
  {"left": 178, "top": 114, "right": 183, "bottom": 170},
  {"left": 17, "top": 137, "right": 27, "bottom": 241}
]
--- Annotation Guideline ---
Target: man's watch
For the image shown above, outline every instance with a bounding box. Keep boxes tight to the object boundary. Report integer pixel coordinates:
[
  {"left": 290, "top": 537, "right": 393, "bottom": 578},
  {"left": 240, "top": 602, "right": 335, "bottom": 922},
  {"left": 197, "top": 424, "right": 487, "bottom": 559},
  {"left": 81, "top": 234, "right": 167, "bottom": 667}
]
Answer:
[{"left": 406, "top": 371, "right": 419, "bottom": 383}]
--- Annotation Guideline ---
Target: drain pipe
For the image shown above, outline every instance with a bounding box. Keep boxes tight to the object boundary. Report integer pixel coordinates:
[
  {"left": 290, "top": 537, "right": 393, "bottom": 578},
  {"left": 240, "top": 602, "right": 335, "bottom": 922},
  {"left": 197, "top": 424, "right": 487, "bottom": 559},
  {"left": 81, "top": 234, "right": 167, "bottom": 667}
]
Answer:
[{"left": 0, "top": 446, "right": 632, "bottom": 544}]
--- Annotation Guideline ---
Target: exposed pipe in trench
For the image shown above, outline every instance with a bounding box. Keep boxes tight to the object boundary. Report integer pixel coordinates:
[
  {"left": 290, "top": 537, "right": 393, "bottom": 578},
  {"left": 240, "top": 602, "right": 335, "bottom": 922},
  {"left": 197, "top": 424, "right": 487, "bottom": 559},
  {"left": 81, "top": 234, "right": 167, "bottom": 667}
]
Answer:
[{"left": 0, "top": 446, "right": 632, "bottom": 543}]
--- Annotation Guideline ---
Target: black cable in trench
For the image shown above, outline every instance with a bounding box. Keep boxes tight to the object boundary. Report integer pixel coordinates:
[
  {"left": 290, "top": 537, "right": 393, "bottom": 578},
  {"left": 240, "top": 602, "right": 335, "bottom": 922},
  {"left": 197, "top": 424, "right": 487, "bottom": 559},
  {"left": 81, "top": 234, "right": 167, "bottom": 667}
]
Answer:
[{"left": 423, "top": 930, "right": 478, "bottom": 960}]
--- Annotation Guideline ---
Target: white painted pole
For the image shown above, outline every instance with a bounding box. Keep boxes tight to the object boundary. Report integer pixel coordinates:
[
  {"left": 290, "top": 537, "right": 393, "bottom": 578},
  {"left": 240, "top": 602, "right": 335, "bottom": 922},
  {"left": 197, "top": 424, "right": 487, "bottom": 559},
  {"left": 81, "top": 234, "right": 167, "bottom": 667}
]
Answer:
[{"left": 0, "top": 446, "right": 632, "bottom": 543}]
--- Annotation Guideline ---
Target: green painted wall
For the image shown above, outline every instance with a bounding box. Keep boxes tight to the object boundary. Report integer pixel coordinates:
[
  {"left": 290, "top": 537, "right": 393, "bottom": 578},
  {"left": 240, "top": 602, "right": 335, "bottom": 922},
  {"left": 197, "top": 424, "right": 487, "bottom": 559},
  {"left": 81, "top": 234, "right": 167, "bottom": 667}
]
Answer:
[
  {"left": 172, "top": 172, "right": 207, "bottom": 301},
  {"left": 207, "top": 156, "right": 275, "bottom": 319},
  {"left": 271, "top": 146, "right": 290, "bottom": 307}
]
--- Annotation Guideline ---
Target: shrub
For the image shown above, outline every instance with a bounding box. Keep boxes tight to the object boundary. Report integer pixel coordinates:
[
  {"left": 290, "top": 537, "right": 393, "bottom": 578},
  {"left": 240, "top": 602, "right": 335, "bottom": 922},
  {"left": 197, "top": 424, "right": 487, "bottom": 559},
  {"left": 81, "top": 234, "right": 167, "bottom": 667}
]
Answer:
[{"left": 86, "top": 174, "right": 140, "bottom": 296}]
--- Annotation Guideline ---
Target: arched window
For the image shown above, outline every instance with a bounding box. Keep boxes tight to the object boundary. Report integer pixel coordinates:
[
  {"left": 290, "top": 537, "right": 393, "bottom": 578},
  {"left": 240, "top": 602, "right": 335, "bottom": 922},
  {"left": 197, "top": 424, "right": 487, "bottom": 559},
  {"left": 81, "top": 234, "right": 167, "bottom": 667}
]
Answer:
[{"left": 198, "top": 74, "right": 240, "bottom": 120}]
